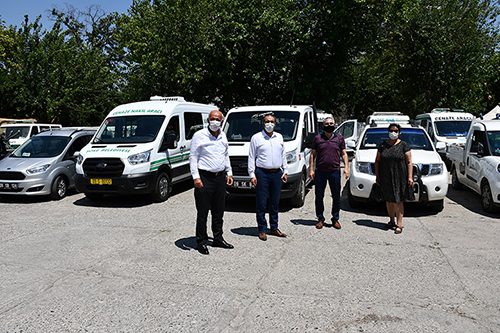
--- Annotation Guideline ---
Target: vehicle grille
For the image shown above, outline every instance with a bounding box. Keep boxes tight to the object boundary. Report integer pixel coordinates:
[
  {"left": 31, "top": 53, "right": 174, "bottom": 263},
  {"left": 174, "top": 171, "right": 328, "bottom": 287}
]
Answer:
[
  {"left": 83, "top": 158, "right": 124, "bottom": 177},
  {"left": 0, "top": 171, "right": 26, "bottom": 180},
  {"left": 368, "top": 163, "right": 431, "bottom": 177},
  {"left": 230, "top": 156, "right": 250, "bottom": 177}
]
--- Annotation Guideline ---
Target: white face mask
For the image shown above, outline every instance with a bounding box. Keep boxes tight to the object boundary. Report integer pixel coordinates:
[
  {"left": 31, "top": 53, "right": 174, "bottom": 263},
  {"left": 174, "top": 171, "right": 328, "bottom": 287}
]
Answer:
[
  {"left": 209, "top": 120, "right": 221, "bottom": 132},
  {"left": 389, "top": 131, "right": 399, "bottom": 140},
  {"left": 264, "top": 123, "right": 275, "bottom": 133}
]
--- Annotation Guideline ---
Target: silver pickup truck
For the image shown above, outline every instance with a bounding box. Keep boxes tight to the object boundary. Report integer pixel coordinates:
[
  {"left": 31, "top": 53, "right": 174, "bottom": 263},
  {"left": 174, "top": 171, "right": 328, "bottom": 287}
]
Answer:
[{"left": 447, "top": 118, "right": 500, "bottom": 212}]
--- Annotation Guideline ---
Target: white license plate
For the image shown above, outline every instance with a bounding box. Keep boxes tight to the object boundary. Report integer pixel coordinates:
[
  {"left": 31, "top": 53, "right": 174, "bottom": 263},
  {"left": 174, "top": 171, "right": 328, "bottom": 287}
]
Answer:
[{"left": 235, "top": 181, "right": 252, "bottom": 189}]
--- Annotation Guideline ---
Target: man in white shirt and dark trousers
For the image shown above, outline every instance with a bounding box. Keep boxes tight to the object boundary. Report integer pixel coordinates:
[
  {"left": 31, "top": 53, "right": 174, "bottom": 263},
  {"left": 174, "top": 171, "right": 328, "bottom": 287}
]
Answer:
[
  {"left": 189, "top": 110, "right": 234, "bottom": 255},
  {"left": 248, "top": 114, "right": 288, "bottom": 241}
]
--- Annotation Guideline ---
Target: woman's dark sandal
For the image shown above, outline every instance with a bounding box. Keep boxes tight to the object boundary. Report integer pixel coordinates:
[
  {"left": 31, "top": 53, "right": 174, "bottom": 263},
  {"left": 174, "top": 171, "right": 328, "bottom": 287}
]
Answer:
[
  {"left": 394, "top": 226, "right": 403, "bottom": 234},
  {"left": 385, "top": 221, "right": 396, "bottom": 229}
]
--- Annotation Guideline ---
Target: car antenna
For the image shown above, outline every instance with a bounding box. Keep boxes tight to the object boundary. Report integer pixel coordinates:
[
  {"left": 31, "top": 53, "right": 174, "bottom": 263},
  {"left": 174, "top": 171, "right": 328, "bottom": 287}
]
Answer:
[{"left": 290, "top": 89, "right": 295, "bottom": 107}]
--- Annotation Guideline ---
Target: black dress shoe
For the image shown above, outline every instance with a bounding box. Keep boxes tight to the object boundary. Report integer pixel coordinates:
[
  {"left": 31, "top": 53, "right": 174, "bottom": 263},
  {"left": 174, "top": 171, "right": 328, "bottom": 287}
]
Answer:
[
  {"left": 212, "top": 239, "right": 234, "bottom": 249},
  {"left": 198, "top": 244, "right": 209, "bottom": 255}
]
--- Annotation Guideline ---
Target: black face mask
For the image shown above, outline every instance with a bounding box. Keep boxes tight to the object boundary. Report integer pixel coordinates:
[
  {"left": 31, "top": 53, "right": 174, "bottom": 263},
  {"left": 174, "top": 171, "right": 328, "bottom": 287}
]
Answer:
[{"left": 324, "top": 125, "right": 335, "bottom": 133}]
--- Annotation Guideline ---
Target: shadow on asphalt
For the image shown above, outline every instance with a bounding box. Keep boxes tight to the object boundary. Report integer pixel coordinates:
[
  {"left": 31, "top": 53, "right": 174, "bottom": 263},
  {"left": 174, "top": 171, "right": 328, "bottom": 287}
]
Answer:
[
  {"left": 230, "top": 226, "right": 260, "bottom": 237},
  {"left": 174, "top": 236, "right": 197, "bottom": 251},
  {"left": 446, "top": 186, "right": 499, "bottom": 216},
  {"left": 352, "top": 219, "right": 389, "bottom": 230},
  {"left": 0, "top": 188, "right": 79, "bottom": 204},
  {"left": 72, "top": 178, "right": 194, "bottom": 208}
]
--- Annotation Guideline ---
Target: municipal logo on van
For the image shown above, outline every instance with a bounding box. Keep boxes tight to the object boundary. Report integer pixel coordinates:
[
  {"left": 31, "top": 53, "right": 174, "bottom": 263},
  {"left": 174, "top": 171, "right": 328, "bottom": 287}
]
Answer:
[{"left": 96, "top": 163, "right": 107, "bottom": 169}]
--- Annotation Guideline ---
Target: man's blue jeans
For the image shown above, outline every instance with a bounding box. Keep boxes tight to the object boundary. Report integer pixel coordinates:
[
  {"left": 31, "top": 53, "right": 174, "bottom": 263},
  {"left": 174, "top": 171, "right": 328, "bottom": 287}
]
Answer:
[
  {"left": 255, "top": 168, "right": 282, "bottom": 233},
  {"left": 315, "top": 169, "right": 341, "bottom": 221}
]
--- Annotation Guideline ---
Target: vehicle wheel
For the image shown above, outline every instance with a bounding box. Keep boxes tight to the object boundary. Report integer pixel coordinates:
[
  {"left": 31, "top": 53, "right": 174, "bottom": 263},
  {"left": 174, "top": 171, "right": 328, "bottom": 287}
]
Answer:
[
  {"left": 347, "top": 180, "right": 361, "bottom": 208},
  {"left": 428, "top": 199, "right": 444, "bottom": 212},
  {"left": 451, "top": 167, "right": 464, "bottom": 190},
  {"left": 85, "top": 192, "right": 104, "bottom": 201},
  {"left": 151, "top": 172, "right": 170, "bottom": 202},
  {"left": 481, "top": 181, "right": 496, "bottom": 213},
  {"left": 50, "top": 175, "right": 68, "bottom": 200},
  {"left": 291, "top": 173, "right": 306, "bottom": 207}
]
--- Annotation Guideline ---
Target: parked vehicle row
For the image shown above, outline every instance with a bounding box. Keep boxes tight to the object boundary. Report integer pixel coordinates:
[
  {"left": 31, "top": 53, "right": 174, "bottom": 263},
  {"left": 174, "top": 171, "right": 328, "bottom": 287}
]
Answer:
[{"left": 0, "top": 99, "right": 498, "bottom": 215}]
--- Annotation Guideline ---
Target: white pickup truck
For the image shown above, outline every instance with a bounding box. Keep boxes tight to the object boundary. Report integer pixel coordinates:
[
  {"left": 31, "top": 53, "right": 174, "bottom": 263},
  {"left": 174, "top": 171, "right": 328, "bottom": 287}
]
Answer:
[{"left": 447, "top": 118, "right": 500, "bottom": 212}]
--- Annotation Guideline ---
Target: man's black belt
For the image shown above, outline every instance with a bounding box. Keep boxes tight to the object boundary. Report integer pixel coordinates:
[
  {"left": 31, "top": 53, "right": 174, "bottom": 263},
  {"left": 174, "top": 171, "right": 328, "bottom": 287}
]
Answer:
[
  {"left": 199, "top": 169, "right": 225, "bottom": 176},
  {"left": 257, "top": 167, "right": 280, "bottom": 173}
]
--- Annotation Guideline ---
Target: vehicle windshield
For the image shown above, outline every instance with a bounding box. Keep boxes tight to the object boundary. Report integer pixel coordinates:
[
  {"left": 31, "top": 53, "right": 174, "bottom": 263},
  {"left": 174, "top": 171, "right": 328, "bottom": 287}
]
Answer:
[
  {"left": 360, "top": 128, "right": 433, "bottom": 151},
  {"left": 487, "top": 131, "right": 500, "bottom": 156},
  {"left": 93, "top": 115, "right": 165, "bottom": 144},
  {"left": 434, "top": 121, "right": 471, "bottom": 137},
  {"left": 223, "top": 111, "right": 300, "bottom": 142},
  {"left": 1, "top": 126, "right": 30, "bottom": 139},
  {"left": 12, "top": 136, "right": 70, "bottom": 158}
]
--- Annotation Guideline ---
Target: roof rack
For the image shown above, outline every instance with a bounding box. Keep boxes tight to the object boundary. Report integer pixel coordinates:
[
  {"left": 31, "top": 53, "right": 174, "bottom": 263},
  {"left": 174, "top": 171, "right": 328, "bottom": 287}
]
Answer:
[{"left": 150, "top": 96, "right": 186, "bottom": 102}]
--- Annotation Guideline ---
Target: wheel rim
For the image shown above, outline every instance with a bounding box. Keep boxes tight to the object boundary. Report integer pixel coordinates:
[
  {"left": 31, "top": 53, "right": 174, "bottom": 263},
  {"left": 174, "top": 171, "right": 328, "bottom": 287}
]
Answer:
[
  {"left": 57, "top": 179, "right": 67, "bottom": 197},
  {"left": 482, "top": 184, "right": 492, "bottom": 208},
  {"left": 159, "top": 176, "right": 169, "bottom": 198}
]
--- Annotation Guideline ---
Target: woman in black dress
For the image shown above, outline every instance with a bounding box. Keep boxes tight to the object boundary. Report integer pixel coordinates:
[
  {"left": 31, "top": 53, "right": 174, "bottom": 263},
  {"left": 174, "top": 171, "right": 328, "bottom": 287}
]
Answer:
[{"left": 374, "top": 123, "right": 414, "bottom": 234}]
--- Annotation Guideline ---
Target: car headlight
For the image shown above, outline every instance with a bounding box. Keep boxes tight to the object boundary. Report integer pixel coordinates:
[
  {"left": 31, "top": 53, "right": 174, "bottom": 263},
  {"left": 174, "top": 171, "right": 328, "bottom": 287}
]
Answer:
[
  {"left": 429, "top": 163, "right": 444, "bottom": 176},
  {"left": 128, "top": 150, "right": 151, "bottom": 165},
  {"left": 356, "top": 162, "right": 374, "bottom": 175},
  {"left": 77, "top": 153, "right": 83, "bottom": 165},
  {"left": 286, "top": 148, "right": 298, "bottom": 164},
  {"left": 26, "top": 164, "right": 51, "bottom": 175}
]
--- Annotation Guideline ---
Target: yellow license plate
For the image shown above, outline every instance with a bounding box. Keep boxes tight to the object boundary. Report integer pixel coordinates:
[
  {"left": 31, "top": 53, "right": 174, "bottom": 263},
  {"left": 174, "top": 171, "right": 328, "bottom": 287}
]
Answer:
[{"left": 90, "top": 178, "right": 112, "bottom": 185}]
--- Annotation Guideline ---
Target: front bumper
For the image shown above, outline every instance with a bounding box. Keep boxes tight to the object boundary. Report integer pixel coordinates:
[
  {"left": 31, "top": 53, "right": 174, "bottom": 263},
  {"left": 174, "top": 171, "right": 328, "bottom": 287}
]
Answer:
[
  {"left": 226, "top": 172, "right": 303, "bottom": 199},
  {"left": 75, "top": 172, "right": 157, "bottom": 195},
  {"left": 0, "top": 175, "right": 53, "bottom": 196}
]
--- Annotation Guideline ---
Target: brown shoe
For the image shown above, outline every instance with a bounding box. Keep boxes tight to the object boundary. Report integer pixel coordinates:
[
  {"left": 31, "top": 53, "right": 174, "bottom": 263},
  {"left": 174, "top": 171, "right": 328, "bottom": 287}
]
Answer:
[
  {"left": 316, "top": 219, "right": 324, "bottom": 229},
  {"left": 269, "top": 229, "right": 287, "bottom": 237},
  {"left": 259, "top": 232, "right": 267, "bottom": 241},
  {"left": 332, "top": 219, "right": 341, "bottom": 229}
]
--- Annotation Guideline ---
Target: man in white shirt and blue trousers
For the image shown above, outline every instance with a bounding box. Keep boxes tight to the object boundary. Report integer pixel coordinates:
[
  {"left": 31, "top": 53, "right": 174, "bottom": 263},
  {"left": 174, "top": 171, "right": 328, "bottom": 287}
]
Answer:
[
  {"left": 248, "top": 114, "right": 288, "bottom": 241},
  {"left": 189, "top": 110, "right": 234, "bottom": 255}
]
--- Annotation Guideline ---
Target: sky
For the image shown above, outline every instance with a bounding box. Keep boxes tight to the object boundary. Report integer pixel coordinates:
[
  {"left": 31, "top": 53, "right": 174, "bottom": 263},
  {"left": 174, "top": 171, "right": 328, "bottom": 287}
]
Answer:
[{"left": 1, "top": 0, "right": 133, "bottom": 29}]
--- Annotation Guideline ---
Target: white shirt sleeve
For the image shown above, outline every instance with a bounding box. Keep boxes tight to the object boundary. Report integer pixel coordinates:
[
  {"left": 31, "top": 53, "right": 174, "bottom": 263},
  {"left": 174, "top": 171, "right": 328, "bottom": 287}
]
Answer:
[
  {"left": 280, "top": 135, "right": 288, "bottom": 174},
  {"left": 224, "top": 138, "right": 232, "bottom": 177},
  {"left": 189, "top": 132, "right": 201, "bottom": 179},
  {"left": 248, "top": 135, "right": 257, "bottom": 178}
]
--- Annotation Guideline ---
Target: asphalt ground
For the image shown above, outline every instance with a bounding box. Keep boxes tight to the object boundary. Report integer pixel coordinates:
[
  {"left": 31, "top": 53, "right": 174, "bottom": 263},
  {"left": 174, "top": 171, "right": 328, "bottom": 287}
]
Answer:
[{"left": 1, "top": 171, "right": 499, "bottom": 332}]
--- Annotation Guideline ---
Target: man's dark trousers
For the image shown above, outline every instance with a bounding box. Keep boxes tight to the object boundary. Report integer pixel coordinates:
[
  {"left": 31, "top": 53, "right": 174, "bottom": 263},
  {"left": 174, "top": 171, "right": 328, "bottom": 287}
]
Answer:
[
  {"left": 195, "top": 170, "right": 226, "bottom": 245},
  {"left": 315, "top": 169, "right": 341, "bottom": 221}
]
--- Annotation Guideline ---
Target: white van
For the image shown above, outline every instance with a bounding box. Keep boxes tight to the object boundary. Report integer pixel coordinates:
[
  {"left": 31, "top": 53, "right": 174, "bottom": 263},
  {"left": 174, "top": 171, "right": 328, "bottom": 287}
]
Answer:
[
  {"left": 223, "top": 105, "right": 318, "bottom": 207},
  {"left": 415, "top": 108, "right": 474, "bottom": 162},
  {"left": 0, "top": 123, "right": 62, "bottom": 149},
  {"left": 75, "top": 96, "right": 214, "bottom": 201}
]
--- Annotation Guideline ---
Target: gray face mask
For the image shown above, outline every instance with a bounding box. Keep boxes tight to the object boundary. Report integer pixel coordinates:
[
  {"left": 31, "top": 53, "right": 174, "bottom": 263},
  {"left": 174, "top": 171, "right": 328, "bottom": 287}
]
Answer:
[
  {"left": 209, "top": 120, "right": 221, "bottom": 132},
  {"left": 389, "top": 131, "right": 399, "bottom": 140},
  {"left": 264, "top": 123, "right": 275, "bottom": 133}
]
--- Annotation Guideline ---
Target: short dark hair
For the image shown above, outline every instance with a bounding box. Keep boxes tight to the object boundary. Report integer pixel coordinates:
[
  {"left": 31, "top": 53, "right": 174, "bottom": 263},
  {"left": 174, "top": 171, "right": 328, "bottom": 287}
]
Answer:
[
  {"left": 388, "top": 123, "right": 401, "bottom": 131},
  {"left": 262, "top": 114, "right": 276, "bottom": 123}
]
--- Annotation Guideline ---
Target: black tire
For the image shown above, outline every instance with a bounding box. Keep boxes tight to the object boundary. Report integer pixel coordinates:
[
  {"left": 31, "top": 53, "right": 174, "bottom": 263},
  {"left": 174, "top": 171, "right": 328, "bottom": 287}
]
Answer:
[
  {"left": 85, "top": 192, "right": 104, "bottom": 201},
  {"left": 347, "top": 180, "right": 361, "bottom": 208},
  {"left": 481, "top": 181, "right": 496, "bottom": 213},
  {"left": 451, "top": 167, "right": 464, "bottom": 190},
  {"left": 50, "top": 175, "right": 68, "bottom": 200},
  {"left": 151, "top": 172, "right": 170, "bottom": 202},
  {"left": 428, "top": 199, "right": 444, "bottom": 212},
  {"left": 291, "top": 173, "right": 306, "bottom": 207}
]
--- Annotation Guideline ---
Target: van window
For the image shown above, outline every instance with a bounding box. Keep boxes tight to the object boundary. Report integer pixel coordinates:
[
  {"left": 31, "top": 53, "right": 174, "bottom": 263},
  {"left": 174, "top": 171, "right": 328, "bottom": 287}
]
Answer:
[
  {"left": 13, "top": 136, "right": 71, "bottom": 158},
  {"left": 338, "top": 122, "right": 354, "bottom": 138},
  {"left": 2, "top": 126, "right": 30, "bottom": 139},
  {"left": 224, "top": 111, "right": 300, "bottom": 142},
  {"left": 94, "top": 115, "right": 165, "bottom": 144},
  {"left": 39, "top": 126, "right": 50, "bottom": 133},
  {"left": 435, "top": 121, "right": 471, "bottom": 137},
  {"left": 184, "top": 112, "right": 204, "bottom": 140},
  {"left": 165, "top": 115, "right": 180, "bottom": 141},
  {"left": 31, "top": 126, "right": 39, "bottom": 136},
  {"left": 471, "top": 130, "right": 488, "bottom": 155}
]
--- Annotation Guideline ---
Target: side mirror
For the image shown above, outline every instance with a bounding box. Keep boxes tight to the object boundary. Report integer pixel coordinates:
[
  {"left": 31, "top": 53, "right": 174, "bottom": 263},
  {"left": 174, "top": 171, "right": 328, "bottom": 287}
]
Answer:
[
  {"left": 304, "top": 132, "right": 316, "bottom": 149},
  {"left": 160, "top": 133, "right": 177, "bottom": 151},
  {"left": 435, "top": 142, "right": 446, "bottom": 150},
  {"left": 347, "top": 140, "right": 356, "bottom": 149}
]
